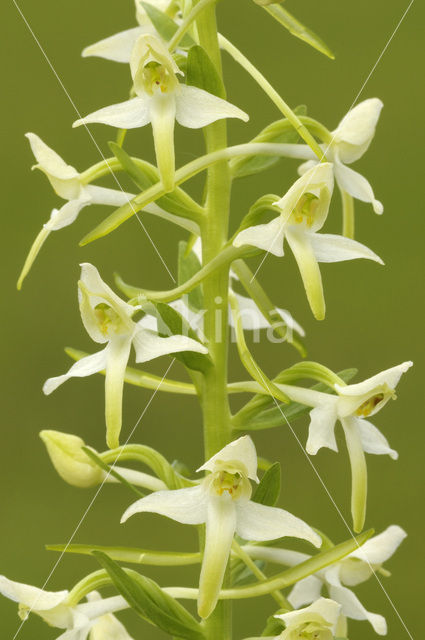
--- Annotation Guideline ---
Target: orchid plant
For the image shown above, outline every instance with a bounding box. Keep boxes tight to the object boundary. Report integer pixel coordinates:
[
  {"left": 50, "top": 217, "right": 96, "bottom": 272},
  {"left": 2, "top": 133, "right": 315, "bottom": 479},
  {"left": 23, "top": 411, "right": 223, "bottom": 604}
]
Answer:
[{"left": 6, "top": 1, "right": 412, "bottom": 639}]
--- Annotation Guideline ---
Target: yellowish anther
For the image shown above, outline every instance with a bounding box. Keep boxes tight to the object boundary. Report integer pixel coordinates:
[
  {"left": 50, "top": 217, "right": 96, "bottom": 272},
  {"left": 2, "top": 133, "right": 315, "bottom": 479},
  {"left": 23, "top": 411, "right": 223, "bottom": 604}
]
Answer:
[
  {"left": 94, "top": 303, "right": 123, "bottom": 337},
  {"left": 292, "top": 192, "right": 319, "bottom": 227},
  {"left": 355, "top": 392, "right": 385, "bottom": 417}
]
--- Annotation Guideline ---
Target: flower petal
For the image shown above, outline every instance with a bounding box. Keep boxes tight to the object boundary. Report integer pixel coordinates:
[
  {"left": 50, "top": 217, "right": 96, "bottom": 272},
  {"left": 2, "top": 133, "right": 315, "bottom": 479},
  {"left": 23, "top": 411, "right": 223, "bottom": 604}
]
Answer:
[
  {"left": 25, "top": 133, "right": 79, "bottom": 181},
  {"left": 334, "top": 161, "right": 383, "bottom": 214},
  {"left": 121, "top": 485, "right": 208, "bottom": 524},
  {"left": 310, "top": 233, "right": 383, "bottom": 264},
  {"left": 105, "top": 336, "right": 133, "bottom": 449},
  {"left": 233, "top": 217, "right": 285, "bottom": 256},
  {"left": 149, "top": 92, "right": 177, "bottom": 191},
  {"left": 287, "top": 576, "right": 323, "bottom": 608},
  {"left": 133, "top": 327, "right": 207, "bottom": 363},
  {"left": 328, "top": 582, "right": 387, "bottom": 635},
  {"left": 333, "top": 98, "right": 383, "bottom": 162},
  {"left": 235, "top": 500, "right": 321, "bottom": 547},
  {"left": 342, "top": 417, "right": 368, "bottom": 533},
  {"left": 17, "top": 198, "right": 90, "bottom": 290},
  {"left": 349, "top": 524, "right": 407, "bottom": 566},
  {"left": 306, "top": 403, "right": 339, "bottom": 454},
  {"left": 82, "top": 26, "right": 145, "bottom": 63},
  {"left": 277, "top": 597, "right": 341, "bottom": 631},
  {"left": 0, "top": 576, "right": 68, "bottom": 611},
  {"left": 198, "top": 494, "right": 237, "bottom": 618},
  {"left": 335, "top": 362, "right": 413, "bottom": 398},
  {"left": 198, "top": 436, "right": 258, "bottom": 481},
  {"left": 285, "top": 228, "right": 325, "bottom": 321},
  {"left": 357, "top": 419, "right": 398, "bottom": 459},
  {"left": 73, "top": 97, "right": 151, "bottom": 130},
  {"left": 83, "top": 185, "right": 135, "bottom": 207},
  {"left": 243, "top": 545, "right": 310, "bottom": 567},
  {"left": 43, "top": 348, "right": 108, "bottom": 395},
  {"left": 175, "top": 85, "right": 248, "bottom": 128}
]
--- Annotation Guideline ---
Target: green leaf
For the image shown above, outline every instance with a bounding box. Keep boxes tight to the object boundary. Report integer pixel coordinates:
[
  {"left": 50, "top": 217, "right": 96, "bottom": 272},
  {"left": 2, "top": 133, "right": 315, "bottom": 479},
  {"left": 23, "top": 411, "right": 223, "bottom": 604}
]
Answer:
[
  {"left": 46, "top": 543, "right": 201, "bottom": 566},
  {"left": 236, "top": 368, "right": 358, "bottom": 431},
  {"left": 187, "top": 45, "right": 226, "bottom": 98},
  {"left": 141, "top": 2, "right": 195, "bottom": 48},
  {"left": 108, "top": 142, "right": 202, "bottom": 220},
  {"left": 234, "top": 194, "right": 281, "bottom": 236},
  {"left": 178, "top": 241, "right": 204, "bottom": 310},
  {"left": 155, "top": 302, "right": 212, "bottom": 373},
  {"left": 264, "top": 4, "right": 335, "bottom": 60},
  {"left": 82, "top": 447, "right": 145, "bottom": 498},
  {"left": 93, "top": 552, "right": 205, "bottom": 639},
  {"left": 252, "top": 462, "right": 281, "bottom": 507},
  {"left": 231, "top": 106, "right": 307, "bottom": 179}
]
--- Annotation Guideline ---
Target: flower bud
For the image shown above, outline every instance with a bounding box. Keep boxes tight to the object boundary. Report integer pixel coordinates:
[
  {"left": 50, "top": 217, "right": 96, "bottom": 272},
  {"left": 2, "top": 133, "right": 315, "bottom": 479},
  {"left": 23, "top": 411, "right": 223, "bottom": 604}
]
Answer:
[{"left": 40, "top": 430, "right": 103, "bottom": 488}]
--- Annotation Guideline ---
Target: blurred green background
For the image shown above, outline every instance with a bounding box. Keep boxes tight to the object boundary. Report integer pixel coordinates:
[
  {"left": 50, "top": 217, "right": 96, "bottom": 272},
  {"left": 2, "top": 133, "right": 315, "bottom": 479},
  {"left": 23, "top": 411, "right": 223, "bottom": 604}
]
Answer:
[{"left": 1, "top": 0, "right": 423, "bottom": 637}]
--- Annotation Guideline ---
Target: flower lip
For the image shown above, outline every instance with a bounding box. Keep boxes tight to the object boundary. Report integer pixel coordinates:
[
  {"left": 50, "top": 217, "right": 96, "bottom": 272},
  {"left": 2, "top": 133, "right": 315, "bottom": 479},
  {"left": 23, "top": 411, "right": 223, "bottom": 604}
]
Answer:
[{"left": 197, "top": 435, "right": 259, "bottom": 482}]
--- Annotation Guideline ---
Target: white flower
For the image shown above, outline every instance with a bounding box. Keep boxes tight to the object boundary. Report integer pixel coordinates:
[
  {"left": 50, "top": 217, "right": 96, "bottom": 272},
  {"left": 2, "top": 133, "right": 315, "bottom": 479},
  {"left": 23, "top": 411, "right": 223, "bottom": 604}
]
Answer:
[
  {"left": 74, "top": 35, "right": 249, "bottom": 191},
  {"left": 39, "top": 429, "right": 167, "bottom": 491},
  {"left": 82, "top": 0, "right": 171, "bottom": 63},
  {"left": 234, "top": 163, "right": 383, "bottom": 320},
  {"left": 17, "top": 133, "right": 136, "bottom": 289},
  {"left": 121, "top": 435, "right": 321, "bottom": 619},
  {"left": 246, "top": 525, "right": 407, "bottom": 636},
  {"left": 43, "top": 263, "right": 208, "bottom": 449},
  {"left": 283, "top": 99, "right": 384, "bottom": 214},
  {"left": 0, "top": 577, "right": 131, "bottom": 639},
  {"left": 275, "top": 597, "right": 342, "bottom": 639},
  {"left": 278, "top": 362, "right": 412, "bottom": 531}
]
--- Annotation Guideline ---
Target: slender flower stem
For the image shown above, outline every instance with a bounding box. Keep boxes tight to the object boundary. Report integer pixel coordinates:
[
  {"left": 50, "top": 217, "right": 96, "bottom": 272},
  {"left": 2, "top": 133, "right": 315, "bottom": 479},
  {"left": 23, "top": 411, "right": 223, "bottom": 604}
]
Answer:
[
  {"left": 218, "top": 34, "right": 325, "bottom": 161},
  {"left": 168, "top": 0, "right": 217, "bottom": 51},
  {"left": 197, "top": 4, "right": 232, "bottom": 637}
]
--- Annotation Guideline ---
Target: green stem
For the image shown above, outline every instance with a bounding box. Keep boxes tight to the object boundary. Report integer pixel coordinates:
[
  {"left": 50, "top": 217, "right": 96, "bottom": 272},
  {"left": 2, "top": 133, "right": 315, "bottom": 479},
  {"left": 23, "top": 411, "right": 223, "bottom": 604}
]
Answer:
[
  {"left": 168, "top": 0, "right": 217, "bottom": 50},
  {"left": 197, "top": 5, "right": 232, "bottom": 638},
  {"left": 218, "top": 34, "right": 325, "bottom": 161}
]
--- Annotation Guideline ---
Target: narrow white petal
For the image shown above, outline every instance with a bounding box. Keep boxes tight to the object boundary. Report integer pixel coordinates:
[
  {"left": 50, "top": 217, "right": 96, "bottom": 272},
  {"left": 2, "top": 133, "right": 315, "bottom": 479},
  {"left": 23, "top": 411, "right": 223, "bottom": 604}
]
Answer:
[
  {"left": 0, "top": 576, "right": 68, "bottom": 610},
  {"left": 335, "top": 362, "right": 413, "bottom": 398},
  {"left": 198, "top": 494, "right": 237, "bottom": 618},
  {"left": 149, "top": 92, "right": 177, "bottom": 191},
  {"left": 342, "top": 417, "right": 368, "bottom": 533},
  {"left": 334, "top": 161, "right": 383, "bottom": 214},
  {"left": 90, "top": 612, "right": 134, "bottom": 639},
  {"left": 43, "top": 349, "right": 108, "bottom": 395},
  {"left": 233, "top": 217, "right": 285, "bottom": 256},
  {"left": 133, "top": 327, "right": 207, "bottom": 363},
  {"left": 310, "top": 233, "right": 383, "bottom": 264},
  {"left": 83, "top": 185, "right": 135, "bottom": 207},
  {"left": 176, "top": 85, "right": 248, "bottom": 129},
  {"left": 328, "top": 583, "right": 387, "bottom": 635},
  {"left": 298, "top": 159, "right": 318, "bottom": 176},
  {"left": 287, "top": 576, "right": 323, "bottom": 608},
  {"left": 121, "top": 485, "right": 208, "bottom": 524},
  {"left": 244, "top": 545, "right": 310, "bottom": 567},
  {"left": 277, "top": 383, "right": 336, "bottom": 409},
  {"left": 78, "top": 594, "right": 129, "bottom": 619},
  {"left": 73, "top": 97, "right": 151, "bottom": 130},
  {"left": 235, "top": 500, "right": 321, "bottom": 547},
  {"left": 306, "top": 404, "right": 339, "bottom": 454},
  {"left": 82, "top": 27, "right": 145, "bottom": 63},
  {"left": 357, "top": 419, "right": 398, "bottom": 459},
  {"left": 334, "top": 99, "right": 383, "bottom": 155},
  {"left": 105, "top": 336, "right": 133, "bottom": 449},
  {"left": 349, "top": 524, "right": 407, "bottom": 566},
  {"left": 198, "top": 436, "right": 258, "bottom": 481},
  {"left": 25, "top": 132, "right": 78, "bottom": 181},
  {"left": 285, "top": 228, "right": 325, "bottom": 321}
]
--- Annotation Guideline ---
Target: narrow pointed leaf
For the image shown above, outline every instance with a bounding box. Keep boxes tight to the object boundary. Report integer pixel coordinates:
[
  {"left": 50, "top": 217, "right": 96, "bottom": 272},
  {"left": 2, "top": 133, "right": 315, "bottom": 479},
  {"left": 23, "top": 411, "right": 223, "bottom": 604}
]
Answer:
[
  {"left": 252, "top": 462, "right": 281, "bottom": 507},
  {"left": 264, "top": 4, "right": 335, "bottom": 59},
  {"left": 187, "top": 45, "right": 226, "bottom": 98},
  {"left": 141, "top": 2, "right": 195, "bottom": 47},
  {"left": 155, "top": 302, "right": 211, "bottom": 372},
  {"left": 231, "top": 106, "right": 307, "bottom": 178},
  {"left": 81, "top": 447, "right": 145, "bottom": 497},
  {"left": 93, "top": 551, "right": 205, "bottom": 639}
]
